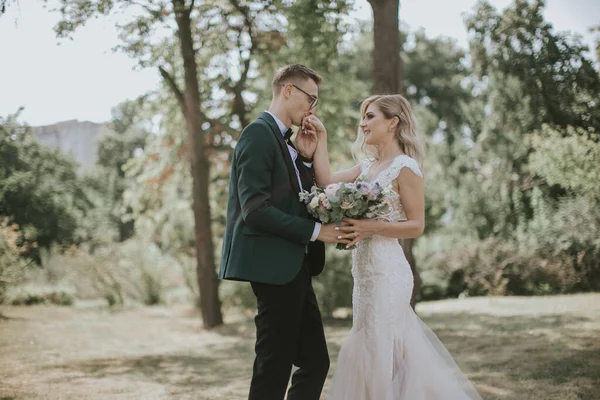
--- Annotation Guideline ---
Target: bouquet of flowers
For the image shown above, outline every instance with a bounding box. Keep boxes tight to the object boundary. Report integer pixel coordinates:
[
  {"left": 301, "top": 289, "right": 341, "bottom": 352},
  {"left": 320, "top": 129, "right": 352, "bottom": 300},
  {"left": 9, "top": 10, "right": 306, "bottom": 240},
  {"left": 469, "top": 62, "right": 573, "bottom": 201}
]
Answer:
[{"left": 299, "top": 180, "right": 391, "bottom": 250}]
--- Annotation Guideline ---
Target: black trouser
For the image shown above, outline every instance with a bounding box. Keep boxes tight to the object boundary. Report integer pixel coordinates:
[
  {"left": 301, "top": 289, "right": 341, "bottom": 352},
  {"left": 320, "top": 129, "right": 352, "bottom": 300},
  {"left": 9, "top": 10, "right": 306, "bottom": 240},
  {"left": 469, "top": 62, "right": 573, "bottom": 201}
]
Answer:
[{"left": 248, "top": 258, "right": 330, "bottom": 400}]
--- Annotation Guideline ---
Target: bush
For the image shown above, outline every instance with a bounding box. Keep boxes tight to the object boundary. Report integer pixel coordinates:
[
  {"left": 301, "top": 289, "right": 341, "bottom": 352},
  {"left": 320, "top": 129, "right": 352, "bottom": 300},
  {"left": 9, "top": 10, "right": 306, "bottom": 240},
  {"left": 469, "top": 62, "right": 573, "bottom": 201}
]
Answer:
[
  {"left": 219, "top": 247, "right": 354, "bottom": 318},
  {"left": 518, "top": 195, "right": 600, "bottom": 292},
  {"left": 4, "top": 283, "right": 75, "bottom": 306},
  {"left": 416, "top": 195, "right": 600, "bottom": 297},
  {"left": 313, "top": 247, "right": 353, "bottom": 318},
  {"left": 117, "top": 238, "right": 171, "bottom": 305},
  {"left": 0, "top": 114, "right": 90, "bottom": 258},
  {"left": 38, "top": 238, "right": 186, "bottom": 307},
  {"left": 416, "top": 234, "right": 506, "bottom": 297},
  {"left": 40, "top": 245, "right": 125, "bottom": 306},
  {"left": 220, "top": 280, "right": 256, "bottom": 314},
  {"left": 0, "top": 218, "right": 33, "bottom": 302}
]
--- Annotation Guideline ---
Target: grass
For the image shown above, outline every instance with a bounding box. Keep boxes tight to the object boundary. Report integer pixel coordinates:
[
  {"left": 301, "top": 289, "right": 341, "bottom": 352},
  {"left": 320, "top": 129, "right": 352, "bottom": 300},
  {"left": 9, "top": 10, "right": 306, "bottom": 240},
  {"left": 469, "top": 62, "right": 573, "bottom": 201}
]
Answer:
[{"left": 1, "top": 294, "right": 599, "bottom": 399}]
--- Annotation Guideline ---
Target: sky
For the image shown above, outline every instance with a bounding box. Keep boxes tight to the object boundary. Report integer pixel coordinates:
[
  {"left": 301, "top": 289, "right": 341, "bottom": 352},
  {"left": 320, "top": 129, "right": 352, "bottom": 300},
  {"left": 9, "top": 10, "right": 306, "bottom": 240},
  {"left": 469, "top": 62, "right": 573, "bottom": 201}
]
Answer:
[{"left": 0, "top": 0, "right": 598, "bottom": 126}]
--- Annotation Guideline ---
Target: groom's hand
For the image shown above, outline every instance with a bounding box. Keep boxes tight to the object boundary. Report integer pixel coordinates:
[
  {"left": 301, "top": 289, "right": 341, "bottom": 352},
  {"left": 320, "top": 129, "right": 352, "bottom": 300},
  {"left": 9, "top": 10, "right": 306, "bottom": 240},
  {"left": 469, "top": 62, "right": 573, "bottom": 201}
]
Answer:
[{"left": 317, "top": 223, "right": 352, "bottom": 244}]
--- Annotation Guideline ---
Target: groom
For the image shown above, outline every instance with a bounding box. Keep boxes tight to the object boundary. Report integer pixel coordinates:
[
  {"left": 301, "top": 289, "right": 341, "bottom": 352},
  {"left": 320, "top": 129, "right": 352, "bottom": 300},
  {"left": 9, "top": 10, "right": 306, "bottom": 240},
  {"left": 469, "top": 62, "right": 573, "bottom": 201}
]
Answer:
[{"left": 219, "top": 64, "right": 348, "bottom": 400}]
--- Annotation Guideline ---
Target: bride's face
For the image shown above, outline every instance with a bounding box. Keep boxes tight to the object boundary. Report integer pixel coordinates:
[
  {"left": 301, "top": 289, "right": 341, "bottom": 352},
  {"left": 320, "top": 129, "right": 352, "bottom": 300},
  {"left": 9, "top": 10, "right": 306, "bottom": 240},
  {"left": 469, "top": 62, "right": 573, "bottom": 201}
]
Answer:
[{"left": 359, "top": 104, "right": 394, "bottom": 146}]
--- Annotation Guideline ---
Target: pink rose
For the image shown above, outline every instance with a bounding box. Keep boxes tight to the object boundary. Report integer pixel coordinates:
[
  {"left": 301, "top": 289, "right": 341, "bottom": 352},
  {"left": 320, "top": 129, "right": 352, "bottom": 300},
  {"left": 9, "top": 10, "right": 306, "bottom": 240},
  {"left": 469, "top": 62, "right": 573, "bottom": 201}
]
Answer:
[
  {"left": 358, "top": 182, "right": 371, "bottom": 195},
  {"left": 368, "top": 188, "right": 379, "bottom": 200},
  {"left": 341, "top": 201, "right": 354, "bottom": 210}
]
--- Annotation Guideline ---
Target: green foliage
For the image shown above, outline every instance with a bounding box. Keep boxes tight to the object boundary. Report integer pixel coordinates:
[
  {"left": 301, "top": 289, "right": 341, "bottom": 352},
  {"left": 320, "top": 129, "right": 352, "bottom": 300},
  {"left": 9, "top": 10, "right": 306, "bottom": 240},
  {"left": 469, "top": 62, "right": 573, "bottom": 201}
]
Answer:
[
  {"left": 411, "top": 0, "right": 600, "bottom": 299},
  {"left": 219, "top": 247, "right": 353, "bottom": 319},
  {"left": 404, "top": 29, "right": 472, "bottom": 135},
  {"left": 418, "top": 193, "right": 600, "bottom": 297},
  {"left": 105, "top": 0, "right": 364, "bottom": 313},
  {"left": 219, "top": 280, "right": 255, "bottom": 313},
  {"left": 0, "top": 218, "right": 33, "bottom": 302},
  {"left": 0, "top": 111, "right": 91, "bottom": 258},
  {"left": 121, "top": 101, "right": 197, "bottom": 268},
  {"left": 466, "top": 0, "right": 600, "bottom": 133},
  {"left": 3, "top": 0, "right": 599, "bottom": 313},
  {"left": 529, "top": 125, "right": 600, "bottom": 200},
  {"left": 79, "top": 100, "right": 150, "bottom": 247},
  {"left": 38, "top": 237, "right": 187, "bottom": 307},
  {"left": 313, "top": 248, "right": 353, "bottom": 317},
  {"left": 520, "top": 195, "right": 600, "bottom": 291},
  {"left": 592, "top": 25, "right": 600, "bottom": 62}
]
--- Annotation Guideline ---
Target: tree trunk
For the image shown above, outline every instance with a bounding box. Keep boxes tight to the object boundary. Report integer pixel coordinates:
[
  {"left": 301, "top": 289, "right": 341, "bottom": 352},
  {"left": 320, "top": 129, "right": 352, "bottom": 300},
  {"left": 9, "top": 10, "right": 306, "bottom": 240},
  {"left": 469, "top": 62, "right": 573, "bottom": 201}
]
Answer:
[
  {"left": 173, "top": 0, "right": 223, "bottom": 328},
  {"left": 368, "top": 0, "right": 421, "bottom": 309},
  {"left": 369, "top": 0, "right": 401, "bottom": 95}
]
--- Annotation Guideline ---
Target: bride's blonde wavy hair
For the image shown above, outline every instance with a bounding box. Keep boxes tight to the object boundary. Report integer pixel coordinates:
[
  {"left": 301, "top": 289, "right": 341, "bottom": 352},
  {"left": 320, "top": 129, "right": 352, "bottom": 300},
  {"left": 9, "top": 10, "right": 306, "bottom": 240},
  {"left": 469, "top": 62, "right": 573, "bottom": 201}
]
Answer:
[{"left": 352, "top": 94, "right": 423, "bottom": 168}]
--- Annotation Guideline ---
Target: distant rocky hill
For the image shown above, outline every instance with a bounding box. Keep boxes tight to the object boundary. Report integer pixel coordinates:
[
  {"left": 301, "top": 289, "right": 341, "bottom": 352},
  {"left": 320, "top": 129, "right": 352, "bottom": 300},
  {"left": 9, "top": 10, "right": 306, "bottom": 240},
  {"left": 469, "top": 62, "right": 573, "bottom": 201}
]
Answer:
[{"left": 31, "top": 120, "right": 109, "bottom": 172}]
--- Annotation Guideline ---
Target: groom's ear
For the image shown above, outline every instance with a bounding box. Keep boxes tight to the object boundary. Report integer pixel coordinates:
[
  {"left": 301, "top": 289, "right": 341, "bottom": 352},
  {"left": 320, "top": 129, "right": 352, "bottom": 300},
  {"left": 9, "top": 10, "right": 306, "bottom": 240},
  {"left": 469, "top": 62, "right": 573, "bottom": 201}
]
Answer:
[{"left": 282, "top": 83, "right": 294, "bottom": 100}]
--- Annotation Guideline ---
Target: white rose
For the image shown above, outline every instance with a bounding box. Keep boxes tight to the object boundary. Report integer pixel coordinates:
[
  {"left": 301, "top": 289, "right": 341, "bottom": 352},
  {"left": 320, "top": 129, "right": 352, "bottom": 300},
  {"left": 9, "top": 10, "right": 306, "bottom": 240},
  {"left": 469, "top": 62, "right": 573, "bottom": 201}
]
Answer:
[
  {"left": 309, "top": 196, "right": 320, "bottom": 208},
  {"left": 324, "top": 183, "right": 340, "bottom": 198}
]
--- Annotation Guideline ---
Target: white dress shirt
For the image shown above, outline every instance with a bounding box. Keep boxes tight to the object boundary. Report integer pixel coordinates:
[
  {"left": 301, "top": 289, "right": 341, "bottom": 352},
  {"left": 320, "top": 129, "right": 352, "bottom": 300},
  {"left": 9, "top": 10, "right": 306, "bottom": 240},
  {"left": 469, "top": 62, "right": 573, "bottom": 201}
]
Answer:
[{"left": 265, "top": 111, "right": 321, "bottom": 242}]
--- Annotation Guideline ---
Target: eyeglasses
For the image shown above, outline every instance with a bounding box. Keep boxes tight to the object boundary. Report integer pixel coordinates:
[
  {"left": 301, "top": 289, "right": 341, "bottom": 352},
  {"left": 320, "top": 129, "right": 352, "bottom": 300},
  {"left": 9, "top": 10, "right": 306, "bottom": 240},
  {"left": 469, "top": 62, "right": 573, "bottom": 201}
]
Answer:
[{"left": 291, "top": 84, "right": 318, "bottom": 109}]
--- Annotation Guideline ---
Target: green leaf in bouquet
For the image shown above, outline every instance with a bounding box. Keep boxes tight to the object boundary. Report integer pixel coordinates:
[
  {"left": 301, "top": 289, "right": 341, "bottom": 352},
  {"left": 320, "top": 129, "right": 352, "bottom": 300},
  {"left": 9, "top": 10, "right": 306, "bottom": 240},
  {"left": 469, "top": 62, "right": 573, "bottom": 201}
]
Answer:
[{"left": 331, "top": 210, "right": 344, "bottom": 224}]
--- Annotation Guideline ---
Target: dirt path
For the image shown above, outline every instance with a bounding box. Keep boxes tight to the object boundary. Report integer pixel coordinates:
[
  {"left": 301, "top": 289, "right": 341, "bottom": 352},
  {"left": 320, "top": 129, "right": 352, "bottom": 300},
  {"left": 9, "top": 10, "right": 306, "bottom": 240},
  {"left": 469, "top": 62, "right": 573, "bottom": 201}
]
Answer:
[{"left": 1, "top": 294, "right": 599, "bottom": 399}]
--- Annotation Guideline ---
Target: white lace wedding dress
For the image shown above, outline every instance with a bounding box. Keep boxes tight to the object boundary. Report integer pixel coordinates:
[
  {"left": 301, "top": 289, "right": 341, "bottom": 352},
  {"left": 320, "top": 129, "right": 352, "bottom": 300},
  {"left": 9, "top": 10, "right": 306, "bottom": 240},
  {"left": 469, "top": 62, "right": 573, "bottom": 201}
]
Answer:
[{"left": 326, "top": 155, "right": 482, "bottom": 400}]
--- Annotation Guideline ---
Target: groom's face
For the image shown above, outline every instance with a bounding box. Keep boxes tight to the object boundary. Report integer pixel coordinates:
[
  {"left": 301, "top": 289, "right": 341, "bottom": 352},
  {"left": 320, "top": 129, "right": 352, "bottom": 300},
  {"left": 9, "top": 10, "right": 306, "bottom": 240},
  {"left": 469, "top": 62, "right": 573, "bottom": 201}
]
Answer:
[{"left": 283, "top": 79, "right": 319, "bottom": 126}]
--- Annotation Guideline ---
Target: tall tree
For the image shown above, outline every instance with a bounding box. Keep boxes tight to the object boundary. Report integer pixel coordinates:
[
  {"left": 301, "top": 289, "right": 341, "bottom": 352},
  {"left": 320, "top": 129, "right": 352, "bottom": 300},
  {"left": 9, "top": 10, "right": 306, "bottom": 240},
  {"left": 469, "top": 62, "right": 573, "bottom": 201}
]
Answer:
[
  {"left": 174, "top": 0, "right": 222, "bottom": 328},
  {"left": 47, "top": 0, "right": 223, "bottom": 328},
  {"left": 467, "top": 0, "right": 600, "bottom": 134},
  {"left": 98, "top": 0, "right": 355, "bottom": 318},
  {"left": 368, "top": 0, "right": 401, "bottom": 94},
  {"left": 367, "top": 0, "right": 421, "bottom": 308}
]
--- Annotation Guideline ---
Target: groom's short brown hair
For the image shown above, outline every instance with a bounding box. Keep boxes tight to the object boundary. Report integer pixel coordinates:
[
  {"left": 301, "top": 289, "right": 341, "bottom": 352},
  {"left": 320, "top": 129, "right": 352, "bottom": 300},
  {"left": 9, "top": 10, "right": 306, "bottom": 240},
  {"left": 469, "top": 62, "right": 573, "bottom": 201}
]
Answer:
[{"left": 272, "top": 64, "right": 323, "bottom": 95}]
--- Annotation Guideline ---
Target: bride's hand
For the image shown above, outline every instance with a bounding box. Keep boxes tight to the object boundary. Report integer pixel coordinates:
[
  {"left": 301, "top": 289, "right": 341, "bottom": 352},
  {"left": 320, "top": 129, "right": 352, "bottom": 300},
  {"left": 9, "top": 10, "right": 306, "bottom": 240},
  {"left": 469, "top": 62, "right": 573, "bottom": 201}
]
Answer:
[
  {"left": 336, "top": 218, "right": 381, "bottom": 248},
  {"left": 302, "top": 115, "right": 327, "bottom": 138},
  {"left": 295, "top": 128, "right": 318, "bottom": 159}
]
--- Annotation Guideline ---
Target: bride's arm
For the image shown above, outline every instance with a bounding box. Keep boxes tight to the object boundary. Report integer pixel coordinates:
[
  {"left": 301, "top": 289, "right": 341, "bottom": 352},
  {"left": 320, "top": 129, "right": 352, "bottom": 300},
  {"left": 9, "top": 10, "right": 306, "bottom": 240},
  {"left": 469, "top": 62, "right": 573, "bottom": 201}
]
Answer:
[
  {"left": 337, "top": 168, "right": 425, "bottom": 247},
  {"left": 304, "top": 116, "right": 361, "bottom": 187}
]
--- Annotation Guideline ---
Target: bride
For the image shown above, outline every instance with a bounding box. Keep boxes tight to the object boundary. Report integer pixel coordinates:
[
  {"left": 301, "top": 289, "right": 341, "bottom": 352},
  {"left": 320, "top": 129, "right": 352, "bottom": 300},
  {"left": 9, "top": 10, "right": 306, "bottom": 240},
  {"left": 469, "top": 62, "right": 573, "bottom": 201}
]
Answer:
[{"left": 302, "top": 94, "right": 482, "bottom": 399}]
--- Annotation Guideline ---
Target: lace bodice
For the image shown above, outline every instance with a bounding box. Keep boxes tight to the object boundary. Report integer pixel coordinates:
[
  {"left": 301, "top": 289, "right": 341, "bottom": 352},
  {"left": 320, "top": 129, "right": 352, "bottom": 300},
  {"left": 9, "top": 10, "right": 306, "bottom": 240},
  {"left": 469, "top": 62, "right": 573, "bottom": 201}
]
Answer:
[
  {"left": 351, "top": 154, "right": 423, "bottom": 345},
  {"left": 358, "top": 155, "right": 423, "bottom": 222}
]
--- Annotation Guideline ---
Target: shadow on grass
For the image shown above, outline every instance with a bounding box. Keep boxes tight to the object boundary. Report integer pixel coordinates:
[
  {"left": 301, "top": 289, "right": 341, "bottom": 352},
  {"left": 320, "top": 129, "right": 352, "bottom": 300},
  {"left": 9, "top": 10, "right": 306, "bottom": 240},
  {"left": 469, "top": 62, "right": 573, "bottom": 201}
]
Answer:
[
  {"left": 49, "top": 312, "right": 599, "bottom": 400},
  {"left": 49, "top": 340, "right": 255, "bottom": 395},
  {"left": 421, "top": 312, "right": 599, "bottom": 399},
  {"left": 0, "top": 312, "right": 24, "bottom": 321}
]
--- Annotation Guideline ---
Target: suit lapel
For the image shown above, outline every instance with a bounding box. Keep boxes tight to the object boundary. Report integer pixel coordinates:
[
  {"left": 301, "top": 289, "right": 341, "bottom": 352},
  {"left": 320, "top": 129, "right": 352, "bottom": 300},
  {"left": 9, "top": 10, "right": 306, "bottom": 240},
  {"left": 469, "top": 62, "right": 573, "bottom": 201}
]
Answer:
[{"left": 258, "top": 112, "right": 301, "bottom": 194}]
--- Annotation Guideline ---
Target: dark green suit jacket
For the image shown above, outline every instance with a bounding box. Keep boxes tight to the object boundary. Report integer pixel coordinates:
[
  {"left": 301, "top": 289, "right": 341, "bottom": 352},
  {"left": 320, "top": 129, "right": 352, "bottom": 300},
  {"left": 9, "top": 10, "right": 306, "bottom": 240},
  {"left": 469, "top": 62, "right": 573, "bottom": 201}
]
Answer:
[{"left": 219, "top": 112, "right": 325, "bottom": 285}]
